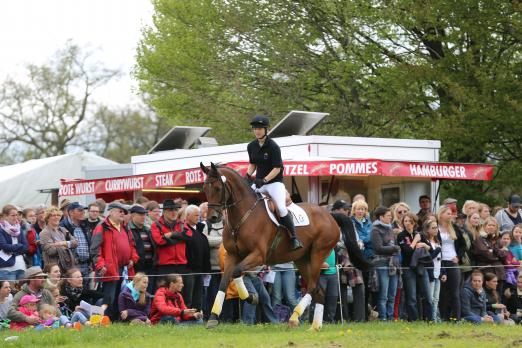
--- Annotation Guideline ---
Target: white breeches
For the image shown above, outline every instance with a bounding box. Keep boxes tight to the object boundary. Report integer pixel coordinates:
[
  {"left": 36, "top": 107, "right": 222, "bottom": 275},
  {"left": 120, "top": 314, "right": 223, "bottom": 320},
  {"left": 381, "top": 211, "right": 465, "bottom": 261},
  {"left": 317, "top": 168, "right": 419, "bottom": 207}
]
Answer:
[{"left": 252, "top": 181, "right": 288, "bottom": 217}]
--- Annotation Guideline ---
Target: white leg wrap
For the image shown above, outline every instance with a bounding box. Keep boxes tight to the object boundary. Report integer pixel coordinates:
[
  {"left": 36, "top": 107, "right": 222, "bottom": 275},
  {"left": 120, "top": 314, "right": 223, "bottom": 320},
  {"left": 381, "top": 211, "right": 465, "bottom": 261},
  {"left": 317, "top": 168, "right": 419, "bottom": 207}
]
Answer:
[
  {"left": 233, "top": 277, "right": 249, "bottom": 300},
  {"left": 289, "top": 293, "right": 312, "bottom": 321},
  {"left": 311, "top": 303, "right": 324, "bottom": 330},
  {"left": 211, "top": 291, "right": 226, "bottom": 316}
]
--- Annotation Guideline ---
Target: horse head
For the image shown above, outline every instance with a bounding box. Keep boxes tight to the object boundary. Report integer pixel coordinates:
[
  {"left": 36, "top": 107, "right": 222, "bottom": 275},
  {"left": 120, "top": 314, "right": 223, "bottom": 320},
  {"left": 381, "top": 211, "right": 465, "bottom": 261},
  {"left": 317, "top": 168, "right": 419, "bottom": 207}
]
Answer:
[
  {"left": 200, "top": 162, "right": 228, "bottom": 223},
  {"left": 200, "top": 162, "right": 254, "bottom": 224}
]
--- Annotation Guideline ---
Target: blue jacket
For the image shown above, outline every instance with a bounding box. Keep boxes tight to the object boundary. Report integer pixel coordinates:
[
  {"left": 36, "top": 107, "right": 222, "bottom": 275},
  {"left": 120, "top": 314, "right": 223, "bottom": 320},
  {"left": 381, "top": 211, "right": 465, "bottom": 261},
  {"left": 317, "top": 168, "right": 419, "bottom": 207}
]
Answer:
[
  {"left": 0, "top": 227, "right": 28, "bottom": 268},
  {"left": 352, "top": 216, "right": 373, "bottom": 260}
]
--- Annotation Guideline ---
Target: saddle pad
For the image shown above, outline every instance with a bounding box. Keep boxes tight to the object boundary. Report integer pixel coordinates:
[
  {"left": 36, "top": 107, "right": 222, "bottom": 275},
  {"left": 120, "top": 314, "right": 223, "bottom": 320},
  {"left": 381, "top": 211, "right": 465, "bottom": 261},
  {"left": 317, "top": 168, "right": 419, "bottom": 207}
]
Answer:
[{"left": 263, "top": 199, "right": 310, "bottom": 227}]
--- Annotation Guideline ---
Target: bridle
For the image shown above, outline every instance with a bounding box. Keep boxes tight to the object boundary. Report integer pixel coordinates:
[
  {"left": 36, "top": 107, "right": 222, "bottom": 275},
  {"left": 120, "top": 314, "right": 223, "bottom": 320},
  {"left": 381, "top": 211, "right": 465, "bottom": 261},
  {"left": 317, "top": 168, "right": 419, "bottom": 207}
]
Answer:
[
  {"left": 204, "top": 170, "right": 263, "bottom": 242},
  {"left": 204, "top": 173, "right": 242, "bottom": 220}
]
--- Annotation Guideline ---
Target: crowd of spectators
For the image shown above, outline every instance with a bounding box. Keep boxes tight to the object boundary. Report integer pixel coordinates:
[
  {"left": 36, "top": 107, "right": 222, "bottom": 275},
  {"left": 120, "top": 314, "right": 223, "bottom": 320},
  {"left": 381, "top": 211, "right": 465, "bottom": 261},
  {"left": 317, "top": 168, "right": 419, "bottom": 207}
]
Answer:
[{"left": 1, "top": 192, "right": 522, "bottom": 331}]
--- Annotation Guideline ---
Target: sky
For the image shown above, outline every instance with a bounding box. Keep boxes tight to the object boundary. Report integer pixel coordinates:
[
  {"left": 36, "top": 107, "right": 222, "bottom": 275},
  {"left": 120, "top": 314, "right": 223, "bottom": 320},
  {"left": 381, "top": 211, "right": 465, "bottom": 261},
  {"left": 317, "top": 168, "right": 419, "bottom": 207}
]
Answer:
[{"left": 0, "top": 0, "right": 154, "bottom": 108}]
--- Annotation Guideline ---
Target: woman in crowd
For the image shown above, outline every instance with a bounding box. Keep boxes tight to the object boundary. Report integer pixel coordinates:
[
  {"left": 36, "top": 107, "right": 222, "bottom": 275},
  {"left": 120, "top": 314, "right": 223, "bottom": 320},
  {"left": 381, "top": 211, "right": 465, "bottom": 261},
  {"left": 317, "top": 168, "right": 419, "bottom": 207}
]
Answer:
[
  {"left": 422, "top": 219, "right": 446, "bottom": 322},
  {"left": 473, "top": 217, "right": 507, "bottom": 294},
  {"left": 118, "top": 272, "right": 151, "bottom": 324},
  {"left": 509, "top": 224, "right": 522, "bottom": 261},
  {"left": 350, "top": 200, "right": 372, "bottom": 320},
  {"left": 60, "top": 268, "right": 105, "bottom": 325},
  {"left": 478, "top": 203, "right": 491, "bottom": 224},
  {"left": 43, "top": 263, "right": 62, "bottom": 290},
  {"left": 0, "top": 280, "right": 13, "bottom": 321},
  {"left": 22, "top": 208, "right": 41, "bottom": 268},
  {"left": 462, "top": 200, "right": 479, "bottom": 217},
  {"left": 391, "top": 202, "right": 410, "bottom": 235},
  {"left": 40, "top": 206, "right": 78, "bottom": 272},
  {"left": 498, "top": 232, "right": 520, "bottom": 288},
  {"left": 483, "top": 272, "right": 509, "bottom": 323},
  {"left": 371, "top": 206, "right": 401, "bottom": 321},
  {"left": 145, "top": 201, "right": 161, "bottom": 227},
  {"left": 0, "top": 204, "right": 28, "bottom": 281},
  {"left": 437, "top": 205, "right": 465, "bottom": 321},
  {"left": 397, "top": 212, "right": 433, "bottom": 321},
  {"left": 461, "top": 271, "right": 495, "bottom": 324},
  {"left": 460, "top": 213, "right": 477, "bottom": 283},
  {"left": 465, "top": 213, "right": 482, "bottom": 240},
  {"left": 150, "top": 274, "right": 203, "bottom": 325}
]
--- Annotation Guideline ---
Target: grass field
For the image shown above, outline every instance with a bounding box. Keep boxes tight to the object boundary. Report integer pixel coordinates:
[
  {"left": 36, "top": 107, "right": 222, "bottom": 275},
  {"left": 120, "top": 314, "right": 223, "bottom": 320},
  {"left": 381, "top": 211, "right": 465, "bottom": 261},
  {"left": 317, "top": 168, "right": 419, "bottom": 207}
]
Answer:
[{"left": 2, "top": 322, "right": 522, "bottom": 348}]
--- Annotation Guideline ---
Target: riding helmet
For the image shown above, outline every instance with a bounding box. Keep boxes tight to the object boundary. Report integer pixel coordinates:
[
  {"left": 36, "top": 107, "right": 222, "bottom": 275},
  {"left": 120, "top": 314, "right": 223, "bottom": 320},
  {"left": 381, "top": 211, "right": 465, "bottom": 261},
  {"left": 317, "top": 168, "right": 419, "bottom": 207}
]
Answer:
[{"left": 250, "top": 115, "right": 270, "bottom": 128}]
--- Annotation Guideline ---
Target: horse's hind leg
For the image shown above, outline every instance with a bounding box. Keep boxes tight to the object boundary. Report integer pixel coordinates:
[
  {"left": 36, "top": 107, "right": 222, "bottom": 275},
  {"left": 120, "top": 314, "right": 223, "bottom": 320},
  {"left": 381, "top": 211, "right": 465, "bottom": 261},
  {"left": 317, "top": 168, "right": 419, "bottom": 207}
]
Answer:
[
  {"left": 288, "top": 258, "right": 312, "bottom": 328},
  {"left": 207, "top": 253, "right": 239, "bottom": 329}
]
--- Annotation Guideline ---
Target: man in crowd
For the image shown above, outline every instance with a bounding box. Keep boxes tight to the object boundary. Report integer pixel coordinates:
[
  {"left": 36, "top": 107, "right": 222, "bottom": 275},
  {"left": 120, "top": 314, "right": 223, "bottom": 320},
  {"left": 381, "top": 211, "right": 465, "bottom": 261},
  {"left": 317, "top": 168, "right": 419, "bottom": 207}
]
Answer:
[
  {"left": 7, "top": 266, "right": 55, "bottom": 324},
  {"left": 32, "top": 205, "right": 46, "bottom": 235},
  {"left": 496, "top": 194, "right": 522, "bottom": 233},
  {"left": 443, "top": 197, "right": 458, "bottom": 218},
  {"left": 200, "top": 201, "right": 224, "bottom": 320},
  {"left": 60, "top": 202, "right": 91, "bottom": 281},
  {"left": 90, "top": 201, "right": 138, "bottom": 320},
  {"left": 184, "top": 204, "right": 210, "bottom": 312},
  {"left": 150, "top": 199, "right": 192, "bottom": 284},
  {"left": 417, "top": 195, "right": 432, "bottom": 226},
  {"left": 127, "top": 204, "right": 155, "bottom": 291},
  {"left": 85, "top": 202, "right": 102, "bottom": 239}
]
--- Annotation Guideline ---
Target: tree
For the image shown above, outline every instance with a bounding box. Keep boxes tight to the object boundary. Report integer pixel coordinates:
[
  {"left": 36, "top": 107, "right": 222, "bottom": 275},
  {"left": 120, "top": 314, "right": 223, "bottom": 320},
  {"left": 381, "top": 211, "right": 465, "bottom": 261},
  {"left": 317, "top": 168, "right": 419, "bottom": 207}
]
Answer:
[
  {"left": 136, "top": 0, "right": 522, "bottom": 202},
  {"left": 0, "top": 41, "right": 118, "bottom": 160},
  {"left": 81, "top": 103, "right": 172, "bottom": 163}
]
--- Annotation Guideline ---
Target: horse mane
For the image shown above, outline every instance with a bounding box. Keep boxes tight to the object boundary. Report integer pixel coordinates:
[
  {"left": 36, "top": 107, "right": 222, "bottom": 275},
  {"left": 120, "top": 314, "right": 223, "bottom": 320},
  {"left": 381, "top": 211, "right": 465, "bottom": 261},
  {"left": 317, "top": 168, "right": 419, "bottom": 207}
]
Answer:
[{"left": 214, "top": 165, "right": 253, "bottom": 192}]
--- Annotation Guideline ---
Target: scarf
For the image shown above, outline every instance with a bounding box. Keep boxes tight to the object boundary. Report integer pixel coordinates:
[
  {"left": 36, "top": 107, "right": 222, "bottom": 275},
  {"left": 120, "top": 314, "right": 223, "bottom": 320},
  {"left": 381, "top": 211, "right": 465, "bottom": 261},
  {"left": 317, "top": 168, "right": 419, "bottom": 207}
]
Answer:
[
  {"left": 65, "top": 283, "right": 83, "bottom": 300},
  {"left": 373, "top": 220, "right": 392, "bottom": 229},
  {"left": 0, "top": 220, "right": 21, "bottom": 237},
  {"left": 126, "top": 282, "right": 140, "bottom": 302}
]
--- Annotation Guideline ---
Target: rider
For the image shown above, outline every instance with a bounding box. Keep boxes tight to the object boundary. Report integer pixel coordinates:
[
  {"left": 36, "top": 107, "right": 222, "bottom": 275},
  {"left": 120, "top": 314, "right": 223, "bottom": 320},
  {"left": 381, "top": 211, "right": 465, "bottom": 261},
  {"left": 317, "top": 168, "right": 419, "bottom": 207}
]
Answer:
[{"left": 245, "top": 115, "right": 303, "bottom": 251}]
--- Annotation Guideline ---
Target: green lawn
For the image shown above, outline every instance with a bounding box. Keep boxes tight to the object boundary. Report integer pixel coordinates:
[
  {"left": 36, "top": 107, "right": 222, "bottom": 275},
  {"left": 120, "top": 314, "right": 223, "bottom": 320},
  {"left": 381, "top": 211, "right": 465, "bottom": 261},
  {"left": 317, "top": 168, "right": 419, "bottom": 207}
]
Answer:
[{"left": 1, "top": 322, "right": 521, "bottom": 348}]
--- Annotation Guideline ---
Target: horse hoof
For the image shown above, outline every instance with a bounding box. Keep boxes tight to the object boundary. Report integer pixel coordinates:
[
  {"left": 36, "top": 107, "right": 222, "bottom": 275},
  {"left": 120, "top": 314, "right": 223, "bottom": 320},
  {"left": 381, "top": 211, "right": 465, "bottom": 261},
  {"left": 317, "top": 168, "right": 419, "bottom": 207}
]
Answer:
[
  {"left": 288, "top": 319, "right": 300, "bottom": 328},
  {"left": 308, "top": 324, "right": 321, "bottom": 332},
  {"left": 206, "top": 319, "right": 219, "bottom": 329}
]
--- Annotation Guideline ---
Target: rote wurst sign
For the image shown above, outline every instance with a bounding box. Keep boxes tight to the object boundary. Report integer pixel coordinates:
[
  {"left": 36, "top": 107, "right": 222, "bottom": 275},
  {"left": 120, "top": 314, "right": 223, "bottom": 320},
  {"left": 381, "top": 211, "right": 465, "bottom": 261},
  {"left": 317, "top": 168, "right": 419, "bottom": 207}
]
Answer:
[{"left": 59, "top": 159, "right": 493, "bottom": 197}]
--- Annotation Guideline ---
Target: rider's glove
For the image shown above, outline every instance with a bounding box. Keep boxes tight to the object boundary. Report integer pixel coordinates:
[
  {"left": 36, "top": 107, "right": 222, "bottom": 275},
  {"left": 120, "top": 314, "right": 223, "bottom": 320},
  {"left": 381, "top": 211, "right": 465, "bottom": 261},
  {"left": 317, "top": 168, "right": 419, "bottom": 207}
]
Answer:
[{"left": 254, "top": 178, "right": 265, "bottom": 188}]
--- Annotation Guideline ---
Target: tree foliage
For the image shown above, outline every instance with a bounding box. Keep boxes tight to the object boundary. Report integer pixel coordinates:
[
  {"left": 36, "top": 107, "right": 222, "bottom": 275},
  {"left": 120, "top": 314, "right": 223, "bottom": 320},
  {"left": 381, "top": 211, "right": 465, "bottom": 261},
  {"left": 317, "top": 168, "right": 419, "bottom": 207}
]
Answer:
[
  {"left": 136, "top": 0, "right": 522, "bottom": 202},
  {"left": 0, "top": 42, "right": 170, "bottom": 164}
]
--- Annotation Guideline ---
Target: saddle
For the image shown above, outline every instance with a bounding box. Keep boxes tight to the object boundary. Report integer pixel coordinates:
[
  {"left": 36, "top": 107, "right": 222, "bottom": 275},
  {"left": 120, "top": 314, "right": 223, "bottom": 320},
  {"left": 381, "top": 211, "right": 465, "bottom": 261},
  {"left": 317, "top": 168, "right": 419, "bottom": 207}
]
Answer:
[
  {"left": 259, "top": 190, "right": 310, "bottom": 227},
  {"left": 263, "top": 190, "right": 293, "bottom": 220}
]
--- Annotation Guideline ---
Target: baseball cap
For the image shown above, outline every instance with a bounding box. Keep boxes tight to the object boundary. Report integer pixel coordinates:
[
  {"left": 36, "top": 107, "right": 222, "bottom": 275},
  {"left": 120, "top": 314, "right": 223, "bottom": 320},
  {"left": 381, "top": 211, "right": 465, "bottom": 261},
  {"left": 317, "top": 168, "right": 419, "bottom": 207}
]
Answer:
[
  {"left": 19, "top": 294, "right": 40, "bottom": 306},
  {"left": 442, "top": 197, "right": 458, "bottom": 205},
  {"left": 67, "top": 202, "right": 87, "bottom": 211},
  {"left": 129, "top": 205, "right": 147, "bottom": 214},
  {"left": 509, "top": 194, "right": 521, "bottom": 208},
  {"left": 332, "top": 199, "right": 351, "bottom": 211}
]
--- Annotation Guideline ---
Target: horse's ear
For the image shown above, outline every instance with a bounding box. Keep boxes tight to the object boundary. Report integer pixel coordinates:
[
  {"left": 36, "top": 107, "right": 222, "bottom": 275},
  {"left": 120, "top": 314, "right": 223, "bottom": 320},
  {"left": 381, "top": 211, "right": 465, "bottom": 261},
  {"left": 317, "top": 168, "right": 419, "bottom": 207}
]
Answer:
[
  {"left": 200, "top": 162, "right": 209, "bottom": 175},
  {"left": 210, "top": 162, "right": 218, "bottom": 174}
]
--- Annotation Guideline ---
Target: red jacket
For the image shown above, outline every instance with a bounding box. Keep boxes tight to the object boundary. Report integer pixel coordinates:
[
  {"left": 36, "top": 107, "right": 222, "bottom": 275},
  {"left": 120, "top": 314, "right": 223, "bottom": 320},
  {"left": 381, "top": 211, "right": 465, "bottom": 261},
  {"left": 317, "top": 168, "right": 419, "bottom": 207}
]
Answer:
[
  {"left": 90, "top": 218, "right": 139, "bottom": 282},
  {"left": 151, "top": 217, "right": 192, "bottom": 266},
  {"left": 150, "top": 287, "right": 193, "bottom": 324}
]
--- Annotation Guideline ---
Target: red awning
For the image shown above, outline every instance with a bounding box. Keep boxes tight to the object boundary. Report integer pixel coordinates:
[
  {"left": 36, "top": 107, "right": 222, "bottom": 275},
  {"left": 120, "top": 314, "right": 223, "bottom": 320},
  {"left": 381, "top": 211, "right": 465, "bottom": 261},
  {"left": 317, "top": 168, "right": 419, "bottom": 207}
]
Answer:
[{"left": 59, "top": 159, "right": 494, "bottom": 197}]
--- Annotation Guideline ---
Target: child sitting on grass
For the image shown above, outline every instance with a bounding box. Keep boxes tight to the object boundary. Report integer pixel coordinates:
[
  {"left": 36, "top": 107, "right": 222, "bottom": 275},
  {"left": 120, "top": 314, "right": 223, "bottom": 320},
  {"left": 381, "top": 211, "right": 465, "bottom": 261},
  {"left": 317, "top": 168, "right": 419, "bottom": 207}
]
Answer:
[
  {"left": 38, "top": 303, "right": 72, "bottom": 328},
  {"left": 10, "top": 295, "right": 40, "bottom": 330}
]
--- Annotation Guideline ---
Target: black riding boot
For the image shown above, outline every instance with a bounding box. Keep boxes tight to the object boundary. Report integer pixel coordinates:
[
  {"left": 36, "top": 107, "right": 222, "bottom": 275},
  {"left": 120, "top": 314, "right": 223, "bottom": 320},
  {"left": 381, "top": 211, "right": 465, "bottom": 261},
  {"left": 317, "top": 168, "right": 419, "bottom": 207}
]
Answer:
[{"left": 280, "top": 214, "right": 303, "bottom": 250}]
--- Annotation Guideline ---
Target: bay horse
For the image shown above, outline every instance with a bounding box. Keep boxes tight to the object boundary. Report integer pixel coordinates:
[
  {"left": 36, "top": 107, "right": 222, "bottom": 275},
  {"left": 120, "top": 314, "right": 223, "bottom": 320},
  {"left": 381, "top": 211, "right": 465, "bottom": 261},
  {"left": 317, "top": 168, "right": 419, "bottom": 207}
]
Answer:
[{"left": 200, "top": 162, "right": 339, "bottom": 330}]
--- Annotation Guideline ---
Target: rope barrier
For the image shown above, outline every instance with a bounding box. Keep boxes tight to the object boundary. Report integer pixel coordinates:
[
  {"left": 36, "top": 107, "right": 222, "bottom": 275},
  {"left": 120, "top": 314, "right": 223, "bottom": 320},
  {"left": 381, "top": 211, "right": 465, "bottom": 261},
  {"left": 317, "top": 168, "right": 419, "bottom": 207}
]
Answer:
[{"left": 0, "top": 263, "right": 518, "bottom": 283}]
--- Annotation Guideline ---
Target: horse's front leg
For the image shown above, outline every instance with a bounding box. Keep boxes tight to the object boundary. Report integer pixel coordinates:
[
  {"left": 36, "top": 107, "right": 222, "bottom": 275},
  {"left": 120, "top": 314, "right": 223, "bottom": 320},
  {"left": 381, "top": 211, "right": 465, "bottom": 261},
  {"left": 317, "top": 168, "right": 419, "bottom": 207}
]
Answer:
[
  {"left": 206, "top": 253, "right": 239, "bottom": 329},
  {"left": 230, "top": 252, "right": 264, "bottom": 304}
]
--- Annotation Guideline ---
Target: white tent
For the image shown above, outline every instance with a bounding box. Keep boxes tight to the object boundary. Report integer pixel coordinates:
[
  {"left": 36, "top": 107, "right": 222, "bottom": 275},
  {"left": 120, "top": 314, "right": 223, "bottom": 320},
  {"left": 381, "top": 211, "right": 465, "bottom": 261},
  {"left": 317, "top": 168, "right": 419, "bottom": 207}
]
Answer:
[{"left": 0, "top": 151, "right": 117, "bottom": 207}]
